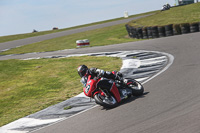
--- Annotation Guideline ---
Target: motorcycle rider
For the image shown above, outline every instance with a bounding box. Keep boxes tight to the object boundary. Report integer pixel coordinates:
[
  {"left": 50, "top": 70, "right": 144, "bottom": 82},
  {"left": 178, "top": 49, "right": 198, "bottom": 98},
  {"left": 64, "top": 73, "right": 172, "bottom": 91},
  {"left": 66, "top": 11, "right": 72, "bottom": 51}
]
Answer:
[{"left": 77, "top": 65, "right": 123, "bottom": 94}]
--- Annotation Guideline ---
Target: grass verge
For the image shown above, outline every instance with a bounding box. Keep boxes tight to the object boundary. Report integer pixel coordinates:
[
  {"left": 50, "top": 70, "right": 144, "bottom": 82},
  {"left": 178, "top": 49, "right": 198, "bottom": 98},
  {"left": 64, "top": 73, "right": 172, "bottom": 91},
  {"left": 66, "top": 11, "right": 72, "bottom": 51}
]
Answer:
[
  {"left": 0, "top": 23, "right": 142, "bottom": 55},
  {"left": 0, "top": 56, "right": 122, "bottom": 126}
]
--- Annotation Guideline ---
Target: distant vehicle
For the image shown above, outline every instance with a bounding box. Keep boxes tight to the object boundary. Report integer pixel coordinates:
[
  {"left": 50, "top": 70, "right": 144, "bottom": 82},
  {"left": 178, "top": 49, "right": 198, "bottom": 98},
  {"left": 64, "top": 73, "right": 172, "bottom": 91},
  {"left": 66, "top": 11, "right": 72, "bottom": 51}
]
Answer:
[
  {"left": 161, "top": 4, "right": 171, "bottom": 11},
  {"left": 53, "top": 27, "right": 59, "bottom": 30},
  {"left": 32, "top": 29, "right": 38, "bottom": 33}
]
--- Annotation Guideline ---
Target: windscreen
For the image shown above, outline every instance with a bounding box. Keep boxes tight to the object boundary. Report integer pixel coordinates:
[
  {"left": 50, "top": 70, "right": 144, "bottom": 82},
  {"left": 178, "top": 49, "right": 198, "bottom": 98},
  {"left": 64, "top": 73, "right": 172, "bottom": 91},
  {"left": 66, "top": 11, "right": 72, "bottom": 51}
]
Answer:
[{"left": 80, "top": 76, "right": 88, "bottom": 87}]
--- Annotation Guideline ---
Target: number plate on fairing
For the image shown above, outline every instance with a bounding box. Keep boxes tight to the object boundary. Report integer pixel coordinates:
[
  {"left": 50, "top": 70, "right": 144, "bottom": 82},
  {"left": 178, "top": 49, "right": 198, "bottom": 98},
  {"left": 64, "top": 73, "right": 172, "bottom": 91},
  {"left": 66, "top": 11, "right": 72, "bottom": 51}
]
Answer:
[{"left": 85, "top": 85, "right": 90, "bottom": 94}]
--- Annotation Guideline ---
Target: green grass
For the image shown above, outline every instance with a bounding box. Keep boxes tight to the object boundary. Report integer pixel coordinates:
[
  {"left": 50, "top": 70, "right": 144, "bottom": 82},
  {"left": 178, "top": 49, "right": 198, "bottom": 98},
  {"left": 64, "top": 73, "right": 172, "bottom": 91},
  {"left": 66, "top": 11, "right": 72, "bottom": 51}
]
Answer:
[
  {"left": 64, "top": 106, "right": 72, "bottom": 110},
  {"left": 0, "top": 11, "right": 157, "bottom": 43},
  {"left": 128, "top": 3, "right": 200, "bottom": 27},
  {"left": 0, "top": 56, "right": 122, "bottom": 126},
  {"left": 0, "top": 23, "right": 142, "bottom": 55}
]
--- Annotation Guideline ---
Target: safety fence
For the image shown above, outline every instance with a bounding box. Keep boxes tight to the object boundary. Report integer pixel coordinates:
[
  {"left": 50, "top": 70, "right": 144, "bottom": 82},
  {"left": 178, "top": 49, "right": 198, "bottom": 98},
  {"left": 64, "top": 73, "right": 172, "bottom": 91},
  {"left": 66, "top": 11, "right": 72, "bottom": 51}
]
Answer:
[{"left": 125, "top": 22, "right": 200, "bottom": 39}]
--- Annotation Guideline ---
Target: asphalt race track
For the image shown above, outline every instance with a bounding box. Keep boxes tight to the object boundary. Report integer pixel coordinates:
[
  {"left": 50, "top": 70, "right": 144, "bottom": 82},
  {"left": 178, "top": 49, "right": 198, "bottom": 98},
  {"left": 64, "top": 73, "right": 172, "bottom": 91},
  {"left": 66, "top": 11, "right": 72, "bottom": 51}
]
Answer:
[
  {"left": 1, "top": 23, "right": 200, "bottom": 132},
  {"left": 31, "top": 32, "right": 200, "bottom": 133}
]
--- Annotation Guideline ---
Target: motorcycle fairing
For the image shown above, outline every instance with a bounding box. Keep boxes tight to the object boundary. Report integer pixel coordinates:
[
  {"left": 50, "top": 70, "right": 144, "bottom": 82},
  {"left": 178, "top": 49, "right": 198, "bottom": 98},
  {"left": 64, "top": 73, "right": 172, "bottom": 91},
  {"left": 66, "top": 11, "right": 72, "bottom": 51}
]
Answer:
[
  {"left": 83, "top": 75, "right": 98, "bottom": 97},
  {"left": 110, "top": 82, "right": 121, "bottom": 102},
  {"left": 83, "top": 75, "right": 121, "bottom": 102}
]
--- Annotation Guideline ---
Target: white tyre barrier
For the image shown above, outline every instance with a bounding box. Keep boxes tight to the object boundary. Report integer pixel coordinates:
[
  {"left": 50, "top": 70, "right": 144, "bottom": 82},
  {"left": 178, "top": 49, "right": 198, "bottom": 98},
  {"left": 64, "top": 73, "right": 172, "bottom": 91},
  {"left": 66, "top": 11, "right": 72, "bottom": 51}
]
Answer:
[
  {"left": 76, "top": 39, "right": 90, "bottom": 47},
  {"left": 83, "top": 39, "right": 90, "bottom": 46}
]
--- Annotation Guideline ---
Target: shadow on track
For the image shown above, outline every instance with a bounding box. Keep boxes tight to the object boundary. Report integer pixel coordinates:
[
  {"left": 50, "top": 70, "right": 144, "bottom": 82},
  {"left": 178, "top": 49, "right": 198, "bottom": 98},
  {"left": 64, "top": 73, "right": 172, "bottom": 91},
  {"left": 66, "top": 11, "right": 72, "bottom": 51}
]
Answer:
[{"left": 100, "top": 92, "right": 149, "bottom": 110}]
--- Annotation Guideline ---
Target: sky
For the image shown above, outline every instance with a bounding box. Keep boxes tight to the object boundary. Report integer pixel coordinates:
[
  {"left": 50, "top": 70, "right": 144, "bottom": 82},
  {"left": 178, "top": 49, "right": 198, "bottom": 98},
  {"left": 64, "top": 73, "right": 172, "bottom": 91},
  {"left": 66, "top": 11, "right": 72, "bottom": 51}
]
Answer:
[{"left": 0, "top": 0, "right": 175, "bottom": 36}]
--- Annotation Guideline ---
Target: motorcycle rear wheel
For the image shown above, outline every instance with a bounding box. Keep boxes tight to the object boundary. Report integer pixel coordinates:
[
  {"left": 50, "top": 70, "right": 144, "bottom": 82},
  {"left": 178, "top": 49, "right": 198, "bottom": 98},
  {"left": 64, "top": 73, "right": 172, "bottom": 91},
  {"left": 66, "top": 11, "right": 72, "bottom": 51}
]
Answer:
[{"left": 94, "top": 93, "right": 118, "bottom": 108}]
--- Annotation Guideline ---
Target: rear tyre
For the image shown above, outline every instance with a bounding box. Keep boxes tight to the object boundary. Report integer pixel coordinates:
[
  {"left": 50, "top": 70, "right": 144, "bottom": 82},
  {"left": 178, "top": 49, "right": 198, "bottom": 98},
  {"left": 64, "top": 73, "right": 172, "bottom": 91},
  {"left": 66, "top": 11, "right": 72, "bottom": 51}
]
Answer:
[{"left": 94, "top": 94, "right": 118, "bottom": 108}]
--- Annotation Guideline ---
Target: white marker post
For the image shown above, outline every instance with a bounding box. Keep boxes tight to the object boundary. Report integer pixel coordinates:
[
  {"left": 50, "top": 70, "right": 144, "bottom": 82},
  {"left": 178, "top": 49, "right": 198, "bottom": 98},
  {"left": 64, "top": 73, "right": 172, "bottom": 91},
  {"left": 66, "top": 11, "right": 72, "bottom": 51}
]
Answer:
[{"left": 124, "top": 11, "right": 129, "bottom": 18}]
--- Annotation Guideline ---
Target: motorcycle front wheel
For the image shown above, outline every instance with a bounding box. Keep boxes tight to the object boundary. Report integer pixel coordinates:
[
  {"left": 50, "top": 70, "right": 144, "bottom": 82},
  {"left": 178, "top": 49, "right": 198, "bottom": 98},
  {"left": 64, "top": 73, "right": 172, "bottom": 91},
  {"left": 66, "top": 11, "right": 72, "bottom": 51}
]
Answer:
[
  {"left": 94, "top": 93, "right": 118, "bottom": 108},
  {"left": 127, "top": 79, "right": 144, "bottom": 96}
]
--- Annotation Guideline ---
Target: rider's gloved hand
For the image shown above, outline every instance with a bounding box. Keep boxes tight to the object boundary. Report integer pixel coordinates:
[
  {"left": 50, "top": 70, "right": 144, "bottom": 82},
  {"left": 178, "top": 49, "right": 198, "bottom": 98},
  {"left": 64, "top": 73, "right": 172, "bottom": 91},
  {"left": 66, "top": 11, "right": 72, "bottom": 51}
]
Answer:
[
  {"left": 117, "top": 72, "right": 123, "bottom": 77},
  {"left": 96, "top": 69, "right": 105, "bottom": 77},
  {"left": 115, "top": 72, "right": 123, "bottom": 81}
]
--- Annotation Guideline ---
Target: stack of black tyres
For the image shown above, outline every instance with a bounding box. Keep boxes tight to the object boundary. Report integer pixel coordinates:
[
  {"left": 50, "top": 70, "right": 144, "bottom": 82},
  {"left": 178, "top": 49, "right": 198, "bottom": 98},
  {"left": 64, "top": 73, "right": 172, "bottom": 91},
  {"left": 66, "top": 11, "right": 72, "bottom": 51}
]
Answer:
[
  {"left": 158, "top": 26, "right": 166, "bottom": 37},
  {"left": 199, "top": 22, "right": 200, "bottom": 31},
  {"left": 136, "top": 27, "right": 143, "bottom": 39},
  {"left": 180, "top": 23, "right": 190, "bottom": 34},
  {"left": 147, "top": 27, "right": 153, "bottom": 38},
  {"left": 130, "top": 27, "right": 137, "bottom": 38},
  {"left": 125, "top": 22, "right": 200, "bottom": 40},
  {"left": 173, "top": 24, "right": 182, "bottom": 35},
  {"left": 151, "top": 26, "right": 159, "bottom": 38},
  {"left": 190, "top": 22, "right": 199, "bottom": 33},
  {"left": 165, "top": 24, "right": 173, "bottom": 36},
  {"left": 142, "top": 27, "right": 148, "bottom": 39},
  {"left": 125, "top": 24, "right": 132, "bottom": 37}
]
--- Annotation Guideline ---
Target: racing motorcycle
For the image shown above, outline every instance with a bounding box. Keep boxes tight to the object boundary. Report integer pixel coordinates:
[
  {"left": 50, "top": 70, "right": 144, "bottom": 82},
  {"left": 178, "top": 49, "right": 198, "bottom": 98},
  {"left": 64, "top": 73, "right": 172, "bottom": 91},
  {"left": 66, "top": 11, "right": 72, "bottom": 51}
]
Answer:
[{"left": 81, "top": 71, "right": 144, "bottom": 108}]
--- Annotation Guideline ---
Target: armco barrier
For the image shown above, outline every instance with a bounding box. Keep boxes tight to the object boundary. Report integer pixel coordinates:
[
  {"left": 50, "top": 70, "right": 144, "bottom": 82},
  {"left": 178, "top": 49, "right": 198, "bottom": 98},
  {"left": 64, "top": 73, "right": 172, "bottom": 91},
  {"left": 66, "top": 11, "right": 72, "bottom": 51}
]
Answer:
[{"left": 126, "top": 22, "right": 200, "bottom": 39}]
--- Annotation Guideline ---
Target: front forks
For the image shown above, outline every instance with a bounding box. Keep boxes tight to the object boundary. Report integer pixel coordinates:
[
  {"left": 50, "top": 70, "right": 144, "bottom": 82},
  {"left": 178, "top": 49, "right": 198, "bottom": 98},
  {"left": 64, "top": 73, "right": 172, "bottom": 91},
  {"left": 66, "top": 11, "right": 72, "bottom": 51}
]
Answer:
[{"left": 100, "top": 89, "right": 111, "bottom": 98}]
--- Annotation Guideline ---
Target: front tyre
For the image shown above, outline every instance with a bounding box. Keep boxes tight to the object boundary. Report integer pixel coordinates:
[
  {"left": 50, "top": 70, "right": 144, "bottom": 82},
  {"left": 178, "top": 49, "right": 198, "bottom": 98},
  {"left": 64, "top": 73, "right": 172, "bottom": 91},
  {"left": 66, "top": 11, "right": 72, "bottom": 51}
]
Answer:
[
  {"left": 94, "top": 94, "right": 118, "bottom": 108},
  {"left": 128, "top": 80, "right": 144, "bottom": 96}
]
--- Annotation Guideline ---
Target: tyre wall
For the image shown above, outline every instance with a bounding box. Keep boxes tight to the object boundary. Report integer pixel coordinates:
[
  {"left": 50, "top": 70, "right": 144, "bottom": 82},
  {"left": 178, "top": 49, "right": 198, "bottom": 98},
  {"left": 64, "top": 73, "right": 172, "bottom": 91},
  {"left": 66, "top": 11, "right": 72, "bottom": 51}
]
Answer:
[{"left": 125, "top": 22, "right": 200, "bottom": 39}]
